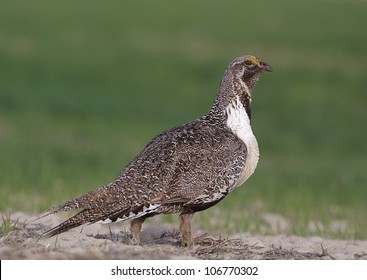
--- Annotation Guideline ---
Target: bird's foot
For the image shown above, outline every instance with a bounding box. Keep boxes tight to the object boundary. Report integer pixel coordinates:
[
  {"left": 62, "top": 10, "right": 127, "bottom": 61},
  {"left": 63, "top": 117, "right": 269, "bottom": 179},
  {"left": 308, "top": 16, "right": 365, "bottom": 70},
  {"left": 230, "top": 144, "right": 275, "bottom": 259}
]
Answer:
[
  {"left": 181, "top": 237, "right": 193, "bottom": 247},
  {"left": 129, "top": 236, "right": 141, "bottom": 246}
]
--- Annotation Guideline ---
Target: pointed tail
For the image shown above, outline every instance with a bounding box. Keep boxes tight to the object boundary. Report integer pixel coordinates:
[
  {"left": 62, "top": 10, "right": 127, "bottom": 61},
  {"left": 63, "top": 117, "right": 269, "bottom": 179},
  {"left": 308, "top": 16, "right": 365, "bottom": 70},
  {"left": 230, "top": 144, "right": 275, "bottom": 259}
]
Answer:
[{"left": 42, "top": 209, "right": 90, "bottom": 238}]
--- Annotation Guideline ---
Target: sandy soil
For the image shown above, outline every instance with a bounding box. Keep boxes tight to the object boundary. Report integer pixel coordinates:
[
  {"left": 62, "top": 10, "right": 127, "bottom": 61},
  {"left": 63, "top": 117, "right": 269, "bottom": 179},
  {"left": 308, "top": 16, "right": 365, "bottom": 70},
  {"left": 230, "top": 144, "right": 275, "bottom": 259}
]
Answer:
[{"left": 1, "top": 212, "right": 366, "bottom": 260}]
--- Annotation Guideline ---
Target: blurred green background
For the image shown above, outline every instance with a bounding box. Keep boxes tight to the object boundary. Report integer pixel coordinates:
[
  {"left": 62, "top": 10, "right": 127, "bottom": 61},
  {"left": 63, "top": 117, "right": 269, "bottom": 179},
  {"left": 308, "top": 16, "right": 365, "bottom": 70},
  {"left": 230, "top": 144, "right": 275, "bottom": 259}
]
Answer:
[{"left": 0, "top": 0, "right": 366, "bottom": 239}]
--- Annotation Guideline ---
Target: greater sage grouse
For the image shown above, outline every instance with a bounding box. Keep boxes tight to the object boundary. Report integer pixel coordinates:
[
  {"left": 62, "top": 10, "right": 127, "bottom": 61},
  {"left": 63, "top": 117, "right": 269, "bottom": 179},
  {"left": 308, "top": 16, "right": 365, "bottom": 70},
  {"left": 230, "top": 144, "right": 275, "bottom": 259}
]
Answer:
[{"left": 43, "top": 55, "right": 272, "bottom": 246}]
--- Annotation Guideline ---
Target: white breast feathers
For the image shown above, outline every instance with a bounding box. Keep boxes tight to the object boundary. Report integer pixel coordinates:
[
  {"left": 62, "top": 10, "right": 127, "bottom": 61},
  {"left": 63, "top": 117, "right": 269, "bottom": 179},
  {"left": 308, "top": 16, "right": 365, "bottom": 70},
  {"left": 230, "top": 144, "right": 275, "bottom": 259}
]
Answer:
[{"left": 225, "top": 96, "right": 259, "bottom": 187}]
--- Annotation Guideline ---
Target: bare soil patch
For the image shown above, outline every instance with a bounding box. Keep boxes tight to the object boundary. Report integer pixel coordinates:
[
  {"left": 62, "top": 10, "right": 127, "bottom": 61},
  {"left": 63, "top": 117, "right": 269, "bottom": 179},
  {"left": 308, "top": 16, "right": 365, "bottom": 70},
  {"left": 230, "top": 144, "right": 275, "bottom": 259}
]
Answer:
[{"left": 1, "top": 212, "right": 366, "bottom": 260}]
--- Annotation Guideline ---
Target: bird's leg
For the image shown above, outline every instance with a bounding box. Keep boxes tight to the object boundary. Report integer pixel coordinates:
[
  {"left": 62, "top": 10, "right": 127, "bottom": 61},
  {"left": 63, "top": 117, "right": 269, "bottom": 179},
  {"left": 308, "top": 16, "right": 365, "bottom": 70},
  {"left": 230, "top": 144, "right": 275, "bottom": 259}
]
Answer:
[
  {"left": 179, "top": 213, "right": 194, "bottom": 247},
  {"left": 130, "top": 216, "right": 146, "bottom": 245}
]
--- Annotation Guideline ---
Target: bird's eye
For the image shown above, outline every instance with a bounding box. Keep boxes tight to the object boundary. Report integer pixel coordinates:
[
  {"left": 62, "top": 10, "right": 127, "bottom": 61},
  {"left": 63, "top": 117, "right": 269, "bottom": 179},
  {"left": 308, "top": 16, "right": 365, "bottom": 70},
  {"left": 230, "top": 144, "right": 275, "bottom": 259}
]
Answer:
[{"left": 244, "top": 60, "right": 253, "bottom": 66}]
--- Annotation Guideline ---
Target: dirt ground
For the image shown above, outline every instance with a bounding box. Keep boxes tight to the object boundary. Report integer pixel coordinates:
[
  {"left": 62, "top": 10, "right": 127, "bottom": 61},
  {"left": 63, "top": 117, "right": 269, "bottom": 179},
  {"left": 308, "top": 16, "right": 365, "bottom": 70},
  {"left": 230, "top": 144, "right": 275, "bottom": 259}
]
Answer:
[{"left": 1, "top": 212, "right": 366, "bottom": 260}]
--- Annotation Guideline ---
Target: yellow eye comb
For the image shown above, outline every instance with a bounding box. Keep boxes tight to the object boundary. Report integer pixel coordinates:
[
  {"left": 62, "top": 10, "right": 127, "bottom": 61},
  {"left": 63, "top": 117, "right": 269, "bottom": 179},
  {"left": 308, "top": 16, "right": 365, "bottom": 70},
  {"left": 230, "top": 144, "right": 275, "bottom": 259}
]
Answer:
[{"left": 244, "top": 56, "right": 260, "bottom": 65}]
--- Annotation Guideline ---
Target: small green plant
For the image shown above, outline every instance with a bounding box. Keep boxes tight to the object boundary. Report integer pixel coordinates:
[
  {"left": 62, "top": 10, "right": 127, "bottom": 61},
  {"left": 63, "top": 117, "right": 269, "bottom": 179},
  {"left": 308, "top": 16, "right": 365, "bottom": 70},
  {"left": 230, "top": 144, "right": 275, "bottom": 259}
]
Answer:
[{"left": 0, "top": 213, "right": 19, "bottom": 235}]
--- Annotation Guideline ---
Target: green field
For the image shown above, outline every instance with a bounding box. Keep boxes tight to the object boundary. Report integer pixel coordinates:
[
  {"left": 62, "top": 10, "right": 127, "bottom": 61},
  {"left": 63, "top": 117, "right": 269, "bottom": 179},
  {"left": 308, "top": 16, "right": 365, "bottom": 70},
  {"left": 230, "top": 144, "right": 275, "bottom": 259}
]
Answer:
[{"left": 1, "top": 1, "right": 366, "bottom": 240}]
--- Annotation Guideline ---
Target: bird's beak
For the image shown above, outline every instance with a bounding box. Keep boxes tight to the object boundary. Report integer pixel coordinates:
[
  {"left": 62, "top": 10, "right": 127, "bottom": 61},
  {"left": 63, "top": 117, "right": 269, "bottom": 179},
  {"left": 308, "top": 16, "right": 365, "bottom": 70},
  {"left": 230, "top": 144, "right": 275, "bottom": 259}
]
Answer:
[{"left": 259, "top": 60, "right": 273, "bottom": 72}]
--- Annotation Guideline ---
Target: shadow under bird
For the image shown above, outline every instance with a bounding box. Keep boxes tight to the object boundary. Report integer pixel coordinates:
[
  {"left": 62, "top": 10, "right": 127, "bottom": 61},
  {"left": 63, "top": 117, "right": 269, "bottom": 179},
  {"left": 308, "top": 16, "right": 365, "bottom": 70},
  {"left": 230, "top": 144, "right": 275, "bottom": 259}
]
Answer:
[{"left": 42, "top": 54, "right": 272, "bottom": 246}]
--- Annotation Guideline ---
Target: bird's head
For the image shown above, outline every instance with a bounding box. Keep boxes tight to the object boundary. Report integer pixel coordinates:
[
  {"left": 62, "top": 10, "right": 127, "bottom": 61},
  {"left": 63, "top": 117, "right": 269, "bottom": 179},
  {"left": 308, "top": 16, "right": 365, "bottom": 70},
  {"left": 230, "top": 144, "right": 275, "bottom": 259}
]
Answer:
[
  {"left": 229, "top": 55, "right": 272, "bottom": 92},
  {"left": 217, "top": 55, "right": 272, "bottom": 104},
  {"left": 209, "top": 55, "right": 272, "bottom": 121}
]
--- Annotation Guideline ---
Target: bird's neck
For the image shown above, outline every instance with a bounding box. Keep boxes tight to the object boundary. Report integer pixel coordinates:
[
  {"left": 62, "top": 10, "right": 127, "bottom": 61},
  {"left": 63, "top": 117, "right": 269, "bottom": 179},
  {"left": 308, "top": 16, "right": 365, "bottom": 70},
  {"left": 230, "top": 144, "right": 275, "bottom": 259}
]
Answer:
[{"left": 206, "top": 75, "right": 253, "bottom": 124}]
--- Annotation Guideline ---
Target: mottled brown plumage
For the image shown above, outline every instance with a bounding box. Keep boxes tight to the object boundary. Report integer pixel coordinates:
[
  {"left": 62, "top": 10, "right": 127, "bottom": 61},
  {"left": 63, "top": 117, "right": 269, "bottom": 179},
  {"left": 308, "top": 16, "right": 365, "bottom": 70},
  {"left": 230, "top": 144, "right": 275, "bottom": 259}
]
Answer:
[{"left": 42, "top": 55, "right": 272, "bottom": 246}]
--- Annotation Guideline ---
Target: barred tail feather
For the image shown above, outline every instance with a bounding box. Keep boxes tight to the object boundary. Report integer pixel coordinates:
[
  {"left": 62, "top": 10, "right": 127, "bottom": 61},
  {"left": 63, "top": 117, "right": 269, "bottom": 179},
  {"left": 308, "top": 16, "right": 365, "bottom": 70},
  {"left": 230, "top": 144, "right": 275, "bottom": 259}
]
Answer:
[
  {"left": 42, "top": 209, "right": 89, "bottom": 238},
  {"left": 42, "top": 205, "right": 135, "bottom": 238}
]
